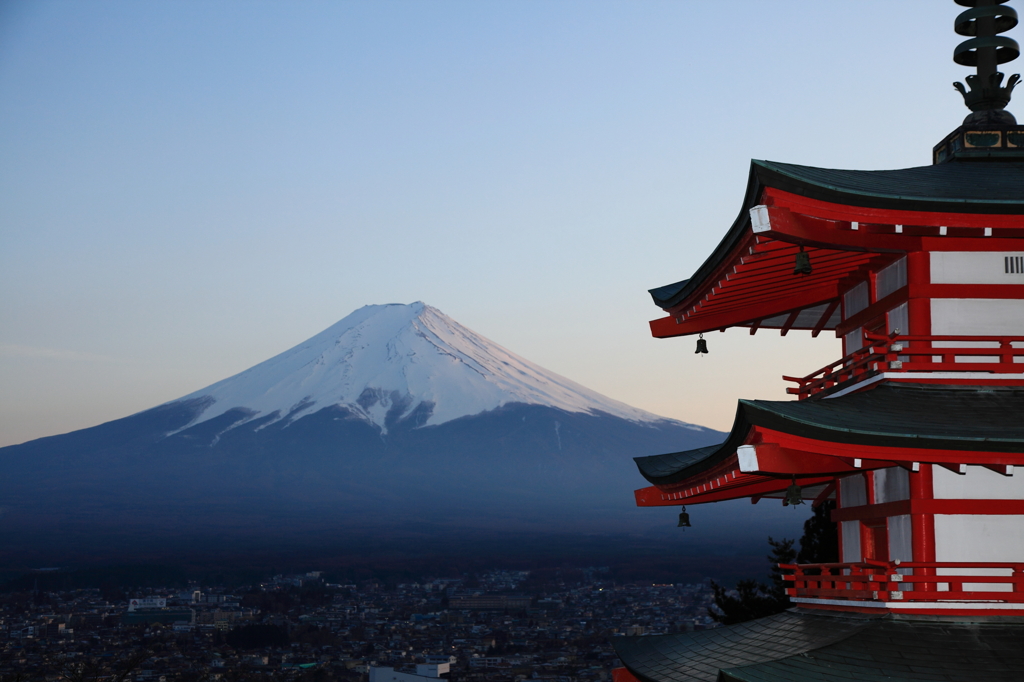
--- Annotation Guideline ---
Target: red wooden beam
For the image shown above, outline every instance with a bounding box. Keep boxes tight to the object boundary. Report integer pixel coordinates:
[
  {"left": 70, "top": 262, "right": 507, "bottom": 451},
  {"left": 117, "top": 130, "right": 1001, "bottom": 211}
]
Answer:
[
  {"left": 764, "top": 187, "right": 1024, "bottom": 230},
  {"left": 634, "top": 476, "right": 836, "bottom": 507},
  {"left": 676, "top": 280, "right": 843, "bottom": 319},
  {"left": 682, "top": 475, "right": 837, "bottom": 505},
  {"left": 728, "top": 248, "right": 872, "bottom": 279},
  {"left": 754, "top": 205, "right": 918, "bottom": 253},
  {"left": 716, "top": 252, "right": 873, "bottom": 290},
  {"left": 698, "top": 282, "right": 844, "bottom": 313},
  {"left": 753, "top": 427, "right": 1024, "bottom": 467},
  {"left": 832, "top": 500, "right": 911, "bottom": 522},
  {"left": 706, "top": 260, "right": 872, "bottom": 306},
  {"left": 812, "top": 481, "right": 837, "bottom": 508},
  {"left": 834, "top": 287, "right": 911, "bottom": 337},
  {"left": 651, "top": 283, "right": 840, "bottom": 337},
  {"left": 811, "top": 300, "right": 840, "bottom": 338},
  {"left": 734, "top": 242, "right": 872, "bottom": 267},
  {"left": 780, "top": 311, "right": 800, "bottom": 336},
  {"left": 921, "top": 236, "right": 1024, "bottom": 251},
  {"left": 739, "top": 443, "right": 864, "bottom": 476},
  {"left": 910, "top": 283, "right": 1024, "bottom": 300},
  {"left": 662, "top": 235, "right": 872, "bottom": 324},
  {"left": 832, "top": 499, "right": 1024, "bottom": 522}
]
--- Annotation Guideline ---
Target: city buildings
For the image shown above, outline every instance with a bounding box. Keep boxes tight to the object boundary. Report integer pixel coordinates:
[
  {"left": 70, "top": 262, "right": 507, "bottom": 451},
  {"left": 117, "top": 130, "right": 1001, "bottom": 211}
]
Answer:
[{"left": 1, "top": 569, "right": 718, "bottom": 681}]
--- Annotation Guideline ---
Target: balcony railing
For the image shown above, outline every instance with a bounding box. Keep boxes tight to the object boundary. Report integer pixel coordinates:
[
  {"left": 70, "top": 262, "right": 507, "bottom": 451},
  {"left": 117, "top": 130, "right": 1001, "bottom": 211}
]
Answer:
[
  {"left": 783, "top": 332, "right": 1024, "bottom": 399},
  {"left": 780, "top": 560, "right": 1024, "bottom": 604}
]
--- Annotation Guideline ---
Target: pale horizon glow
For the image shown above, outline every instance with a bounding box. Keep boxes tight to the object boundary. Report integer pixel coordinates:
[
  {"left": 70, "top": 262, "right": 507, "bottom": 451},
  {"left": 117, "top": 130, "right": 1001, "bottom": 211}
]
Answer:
[{"left": 1, "top": 1, "right": 1010, "bottom": 447}]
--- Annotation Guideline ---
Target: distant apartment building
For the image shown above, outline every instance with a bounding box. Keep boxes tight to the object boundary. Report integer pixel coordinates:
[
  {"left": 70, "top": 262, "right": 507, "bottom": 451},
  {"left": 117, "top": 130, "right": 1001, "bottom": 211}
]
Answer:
[
  {"left": 369, "top": 662, "right": 450, "bottom": 682},
  {"left": 448, "top": 593, "right": 531, "bottom": 610}
]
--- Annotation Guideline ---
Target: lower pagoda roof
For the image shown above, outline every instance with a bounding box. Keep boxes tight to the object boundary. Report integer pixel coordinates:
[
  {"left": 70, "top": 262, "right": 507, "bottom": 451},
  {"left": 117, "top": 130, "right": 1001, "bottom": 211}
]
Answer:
[
  {"left": 635, "top": 384, "right": 1024, "bottom": 489},
  {"left": 613, "top": 608, "right": 1024, "bottom": 682}
]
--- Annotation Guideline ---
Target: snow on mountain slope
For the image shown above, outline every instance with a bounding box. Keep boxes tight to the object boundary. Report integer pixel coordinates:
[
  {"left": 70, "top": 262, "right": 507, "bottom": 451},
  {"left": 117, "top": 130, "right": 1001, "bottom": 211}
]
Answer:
[{"left": 173, "top": 302, "right": 697, "bottom": 434}]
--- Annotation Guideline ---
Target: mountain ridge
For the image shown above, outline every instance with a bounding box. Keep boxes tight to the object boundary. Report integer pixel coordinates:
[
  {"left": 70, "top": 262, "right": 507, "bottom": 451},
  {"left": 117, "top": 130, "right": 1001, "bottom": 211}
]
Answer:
[{"left": 169, "top": 302, "right": 694, "bottom": 436}]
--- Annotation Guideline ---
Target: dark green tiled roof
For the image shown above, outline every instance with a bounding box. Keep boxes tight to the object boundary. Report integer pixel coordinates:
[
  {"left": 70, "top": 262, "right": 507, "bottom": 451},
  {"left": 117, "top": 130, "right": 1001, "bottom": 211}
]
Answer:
[
  {"left": 614, "top": 609, "right": 1024, "bottom": 682},
  {"left": 632, "top": 444, "right": 723, "bottom": 481},
  {"left": 757, "top": 159, "right": 1024, "bottom": 212},
  {"left": 649, "top": 159, "right": 1024, "bottom": 310},
  {"left": 719, "top": 617, "right": 1024, "bottom": 682},
  {"left": 634, "top": 384, "right": 1024, "bottom": 487},
  {"left": 612, "top": 609, "right": 878, "bottom": 682}
]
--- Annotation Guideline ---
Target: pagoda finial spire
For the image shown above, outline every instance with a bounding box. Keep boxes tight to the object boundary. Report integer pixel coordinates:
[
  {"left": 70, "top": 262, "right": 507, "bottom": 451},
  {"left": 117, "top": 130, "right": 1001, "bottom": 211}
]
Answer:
[{"left": 952, "top": 0, "right": 1021, "bottom": 124}]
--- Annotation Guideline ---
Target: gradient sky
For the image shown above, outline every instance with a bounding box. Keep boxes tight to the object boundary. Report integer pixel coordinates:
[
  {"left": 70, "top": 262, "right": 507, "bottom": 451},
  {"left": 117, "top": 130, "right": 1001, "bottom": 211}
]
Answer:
[{"left": 0, "top": 1, "right": 1010, "bottom": 448}]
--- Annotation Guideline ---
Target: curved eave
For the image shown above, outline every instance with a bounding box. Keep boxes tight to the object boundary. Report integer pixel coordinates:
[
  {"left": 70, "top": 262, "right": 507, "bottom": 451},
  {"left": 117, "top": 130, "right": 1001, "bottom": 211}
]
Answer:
[
  {"left": 648, "top": 164, "right": 763, "bottom": 310},
  {"left": 757, "top": 159, "right": 1024, "bottom": 214},
  {"left": 650, "top": 159, "right": 1024, "bottom": 313},
  {"left": 634, "top": 403, "right": 751, "bottom": 487},
  {"left": 634, "top": 384, "right": 1024, "bottom": 490}
]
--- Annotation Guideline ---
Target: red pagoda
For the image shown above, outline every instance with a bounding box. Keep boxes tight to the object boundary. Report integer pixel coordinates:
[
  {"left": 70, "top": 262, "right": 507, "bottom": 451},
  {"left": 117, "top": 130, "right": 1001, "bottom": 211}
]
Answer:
[{"left": 613, "top": 2, "right": 1024, "bottom": 680}]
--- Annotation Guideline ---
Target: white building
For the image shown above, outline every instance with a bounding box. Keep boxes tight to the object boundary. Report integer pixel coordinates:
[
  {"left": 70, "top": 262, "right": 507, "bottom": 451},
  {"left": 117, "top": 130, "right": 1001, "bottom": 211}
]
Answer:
[{"left": 369, "top": 662, "right": 450, "bottom": 682}]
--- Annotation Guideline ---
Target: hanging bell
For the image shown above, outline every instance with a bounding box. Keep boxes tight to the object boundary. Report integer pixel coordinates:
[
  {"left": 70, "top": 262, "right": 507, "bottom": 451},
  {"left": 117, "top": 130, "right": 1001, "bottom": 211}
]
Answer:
[
  {"left": 695, "top": 334, "right": 709, "bottom": 355},
  {"left": 677, "top": 506, "right": 691, "bottom": 528},
  {"left": 783, "top": 478, "right": 804, "bottom": 507},
  {"left": 794, "top": 247, "right": 812, "bottom": 275}
]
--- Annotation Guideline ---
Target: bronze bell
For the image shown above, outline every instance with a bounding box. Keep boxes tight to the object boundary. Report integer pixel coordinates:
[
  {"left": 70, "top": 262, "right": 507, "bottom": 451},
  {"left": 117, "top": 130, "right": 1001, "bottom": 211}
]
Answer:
[
  {"left": 783, "top": 478, "right": 804, "bottom": 507},
  {"left": 677, "top": 506, "right": 691, "bottom": 528},
  {"left": 695, "top": 334, "right": 709, "bottom": 355},
  {"left": 794, "top": 247, "right": 812, "bottom": 275}
]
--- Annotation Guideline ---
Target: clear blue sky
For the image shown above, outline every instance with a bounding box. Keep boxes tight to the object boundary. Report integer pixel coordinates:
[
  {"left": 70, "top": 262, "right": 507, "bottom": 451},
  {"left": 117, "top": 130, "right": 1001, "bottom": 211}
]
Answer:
[{"left": 0, "top": 1, "right": 1007, "bottom": 447}]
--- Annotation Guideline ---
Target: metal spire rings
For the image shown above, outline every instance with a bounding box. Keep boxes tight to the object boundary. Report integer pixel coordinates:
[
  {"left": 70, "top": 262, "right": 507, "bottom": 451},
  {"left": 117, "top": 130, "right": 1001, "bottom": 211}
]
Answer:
[{"left": 953, "top": 0, "right": 1020, "bottom": 123}]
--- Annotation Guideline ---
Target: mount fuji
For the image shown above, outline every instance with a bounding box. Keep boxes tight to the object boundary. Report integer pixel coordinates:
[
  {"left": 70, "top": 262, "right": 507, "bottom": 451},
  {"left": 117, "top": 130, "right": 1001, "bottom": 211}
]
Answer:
[
  {"left": 173, "top": 302, "right": 676, "bottom": 436},
  {"left": 0, "top": 303, "right": 724, "bottom": 557}
]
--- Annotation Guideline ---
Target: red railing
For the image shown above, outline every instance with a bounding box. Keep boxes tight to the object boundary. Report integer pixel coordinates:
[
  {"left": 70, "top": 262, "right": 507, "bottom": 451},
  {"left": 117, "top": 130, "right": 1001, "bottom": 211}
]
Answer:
[
  {"left": 784, "top": 332, "right": 1024, "bottom": 399},
  {"left": 780, "top": 560, "right": 1024, "bottom": 603}
]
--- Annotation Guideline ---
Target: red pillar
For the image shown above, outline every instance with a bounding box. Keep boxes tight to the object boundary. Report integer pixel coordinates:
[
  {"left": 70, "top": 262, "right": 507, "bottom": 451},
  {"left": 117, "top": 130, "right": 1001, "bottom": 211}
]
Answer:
[
  {"left": 906, "top": 251, "right": 931, "bottom": 336},
  {"left": 860, "top": 471, "right": 876, "bottom": 560},
  {"left": 910, "top": 463, "right": 936, "bottom": 590},
  {"left": 835, "top": 477, "right": 844, "bottom": 562}
]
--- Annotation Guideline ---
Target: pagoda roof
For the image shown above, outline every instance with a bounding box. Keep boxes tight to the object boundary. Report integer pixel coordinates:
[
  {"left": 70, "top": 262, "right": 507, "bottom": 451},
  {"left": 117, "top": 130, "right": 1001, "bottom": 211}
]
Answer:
[
  {"left": 613, "top": 608, "right": 1024, "bottom": 682},
  {"left": 648, "top": 160, "right": 1024, "bottom": 339},
  {"left": 754, "top": 160, "right": 1024, "bottom": 212},
  {"left": 651, "top": 159, "right": 1024, "bottom": 311},
  {"left": 635, "top": 384, "right": 1024, "bottom": 489}
]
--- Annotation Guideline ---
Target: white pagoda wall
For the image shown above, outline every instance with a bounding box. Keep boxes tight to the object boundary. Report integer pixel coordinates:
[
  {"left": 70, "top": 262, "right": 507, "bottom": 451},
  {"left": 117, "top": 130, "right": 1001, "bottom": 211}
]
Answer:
[
  {"left": 874, "top": 468, "right": 912, "bottom": 565},
  {"left": 933, "top": 466, "right": 1024, "bottom": 590},
  {"left": 840, "top": 521, "right": 861, "bottom": 563},
  {"left": 874, "top": 467, "right": 909, "bottom": 503},
  {"left": 930, "top": 251, "right": 1024, "bottom": 285},
  {"left": 933, "top": 465, "right": 1024, "bottom": 499},
  {"left": 839, "top": 474, "right": 865, "bottom": 563},
  {"left": 931, "top": 299, "right": 1024, "bottom": 336},
  {"left": 887, "top": 514, "right": 912, "bottom": 566},
  {"left": 929, "top": 251, "right": 1024, "bottom": 338}
]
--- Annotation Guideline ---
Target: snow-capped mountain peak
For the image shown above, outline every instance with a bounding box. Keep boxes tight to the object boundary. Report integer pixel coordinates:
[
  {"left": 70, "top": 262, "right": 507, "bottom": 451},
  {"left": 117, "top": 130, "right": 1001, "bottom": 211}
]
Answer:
[{"left": 174, "top": 302, "right": 689, "bottom": 433}]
